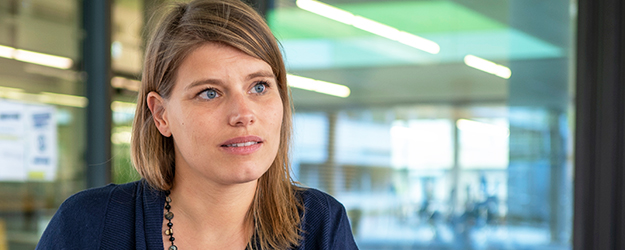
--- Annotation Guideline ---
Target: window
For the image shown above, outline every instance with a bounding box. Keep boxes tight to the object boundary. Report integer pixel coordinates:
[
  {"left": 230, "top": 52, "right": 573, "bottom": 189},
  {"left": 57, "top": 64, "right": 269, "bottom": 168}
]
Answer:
[
  {"left": 0, "top": 0, "right": 84, "bottom": 249},
  {"left": 270, "top": 0, "right": 575, "bottom": 248}
]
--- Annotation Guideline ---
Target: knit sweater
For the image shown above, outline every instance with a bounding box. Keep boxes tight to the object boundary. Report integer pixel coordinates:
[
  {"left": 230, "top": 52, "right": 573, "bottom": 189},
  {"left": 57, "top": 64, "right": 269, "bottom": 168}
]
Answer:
[{"left": 36, "top": 180, "right": 358, "bottom": 250}]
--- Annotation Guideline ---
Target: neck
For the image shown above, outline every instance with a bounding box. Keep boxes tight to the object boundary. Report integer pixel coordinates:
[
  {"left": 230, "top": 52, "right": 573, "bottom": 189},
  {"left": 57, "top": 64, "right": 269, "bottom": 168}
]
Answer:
[
  {"left": 170, "top": 176, "right": 257, "bottom": 232},
  {"left": 166, "top": 171, "right": 257, "bottom": 249}
]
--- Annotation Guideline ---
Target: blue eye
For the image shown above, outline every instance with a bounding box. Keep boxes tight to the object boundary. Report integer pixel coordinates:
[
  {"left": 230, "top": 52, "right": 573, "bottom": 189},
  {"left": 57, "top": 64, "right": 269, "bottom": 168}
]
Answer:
[
  {"left": 252, "top": 82, "right": 267, "bottom": 94},
  {"left": 200, "top": 88, "right": 219, "bottom": 99}
]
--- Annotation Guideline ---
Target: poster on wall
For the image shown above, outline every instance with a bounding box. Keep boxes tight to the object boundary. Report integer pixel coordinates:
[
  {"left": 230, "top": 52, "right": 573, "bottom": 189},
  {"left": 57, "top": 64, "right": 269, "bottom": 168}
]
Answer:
[
  {"left": 0, "top": 99, "right": 57, "bottom": 181},
  {"left": 0, "top": 100, "right": 27, "bottom": 180}
]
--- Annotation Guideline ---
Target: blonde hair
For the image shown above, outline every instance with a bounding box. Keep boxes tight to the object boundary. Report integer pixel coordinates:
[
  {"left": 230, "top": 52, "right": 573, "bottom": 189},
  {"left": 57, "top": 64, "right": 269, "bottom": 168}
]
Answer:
[{"left": 130, "top": 0, "right": 302, "bottom": 249}]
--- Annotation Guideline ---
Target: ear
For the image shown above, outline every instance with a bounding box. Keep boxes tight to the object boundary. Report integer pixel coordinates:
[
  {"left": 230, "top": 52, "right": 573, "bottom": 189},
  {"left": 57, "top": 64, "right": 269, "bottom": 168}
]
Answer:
[{"left": 147, "top": 91, "right": 172, "bottom": 137}]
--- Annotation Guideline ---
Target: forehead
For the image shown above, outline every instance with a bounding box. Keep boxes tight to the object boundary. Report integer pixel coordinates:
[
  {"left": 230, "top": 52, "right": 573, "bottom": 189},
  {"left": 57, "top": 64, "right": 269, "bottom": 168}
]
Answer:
[
  {"left": 169, "top": 42, "right": 279, "bottom": 96},
  {"left": 178, "top": 43, "right": 272, "bottom": 77}
]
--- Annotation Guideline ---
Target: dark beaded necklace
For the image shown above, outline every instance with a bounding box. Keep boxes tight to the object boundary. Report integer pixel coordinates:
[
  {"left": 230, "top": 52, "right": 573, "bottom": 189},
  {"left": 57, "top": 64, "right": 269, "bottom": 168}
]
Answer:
[{"left": 164, "top": 191, "right": 178, "bottom": 250}]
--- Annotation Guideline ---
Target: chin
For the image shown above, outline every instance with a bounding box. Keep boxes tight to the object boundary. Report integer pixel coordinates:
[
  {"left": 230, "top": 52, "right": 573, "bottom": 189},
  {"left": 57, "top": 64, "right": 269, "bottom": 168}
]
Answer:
[{"left": 224, "top": 163, "right": 271, "bottom": 184}]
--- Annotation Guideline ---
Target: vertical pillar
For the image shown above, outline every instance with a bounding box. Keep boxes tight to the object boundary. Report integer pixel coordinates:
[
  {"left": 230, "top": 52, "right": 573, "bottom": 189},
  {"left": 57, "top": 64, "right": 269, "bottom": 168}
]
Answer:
[
  {"left": 549, "top": 111, "right": 569, "bottom": 243},
  {"left": 323, "top": 112, "right": 338, "bottom": 195},
  {"left": 574, "top": 0, "right": 625, "bottom": 249},
  {"left": 83, "top": 0, "right": 112, "bottom": 188},
  {"left": 451, "top": 115, "right": 460, "bottom": 214}
]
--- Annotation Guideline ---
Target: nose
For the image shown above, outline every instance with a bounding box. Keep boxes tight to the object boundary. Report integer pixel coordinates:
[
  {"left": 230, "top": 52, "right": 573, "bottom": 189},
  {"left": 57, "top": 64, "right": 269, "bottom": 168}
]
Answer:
[{"left": 228, "top": 93, "right": 255, "bottom": 127}]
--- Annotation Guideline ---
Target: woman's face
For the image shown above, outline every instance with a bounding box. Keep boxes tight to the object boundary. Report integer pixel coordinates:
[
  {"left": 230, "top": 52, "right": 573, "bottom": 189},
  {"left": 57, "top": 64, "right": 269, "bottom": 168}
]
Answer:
[{"left": 149, "top": 43, "right": 283, "bottom": 186}]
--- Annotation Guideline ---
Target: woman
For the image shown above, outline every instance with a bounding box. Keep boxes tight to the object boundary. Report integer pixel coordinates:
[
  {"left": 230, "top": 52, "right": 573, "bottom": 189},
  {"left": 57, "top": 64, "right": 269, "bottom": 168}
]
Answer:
[{"left": 36, "top": 0, "right": 357, "bottom": 249}]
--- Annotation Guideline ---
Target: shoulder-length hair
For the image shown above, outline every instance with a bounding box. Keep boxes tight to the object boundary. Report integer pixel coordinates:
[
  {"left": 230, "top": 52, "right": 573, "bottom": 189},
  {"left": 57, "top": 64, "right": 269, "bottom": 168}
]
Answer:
[{"left": 130, "top": 0, "right": 302, "bottom": 249}]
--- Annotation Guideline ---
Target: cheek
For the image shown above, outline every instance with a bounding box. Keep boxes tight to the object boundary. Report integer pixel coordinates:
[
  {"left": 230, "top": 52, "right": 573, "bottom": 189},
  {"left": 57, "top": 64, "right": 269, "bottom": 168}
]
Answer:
[
  {"left": 173, "top": 108, "right": 210, "bottom": 145},
  {"left": 270, "top": 101, "right": 284, "bottom": 132}
]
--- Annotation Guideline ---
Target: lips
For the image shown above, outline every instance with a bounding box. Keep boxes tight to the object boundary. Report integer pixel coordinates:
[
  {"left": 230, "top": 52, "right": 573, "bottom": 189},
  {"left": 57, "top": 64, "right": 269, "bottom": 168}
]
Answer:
[
  {"left": 220, "top": 136, "right": 263, "bottom": 155},
  {"left": 220, "top": 135, "right": 263, "bottom": 147},
  {"left": 224, "top": 141, "right": 259, "bottom": 147}
]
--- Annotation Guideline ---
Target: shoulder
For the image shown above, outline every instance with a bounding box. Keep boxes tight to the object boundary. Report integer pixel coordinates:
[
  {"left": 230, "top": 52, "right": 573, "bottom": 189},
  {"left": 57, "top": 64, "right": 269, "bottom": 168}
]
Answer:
[
  {"left": 36, "top": 181, "right": 140, "bottom": 250},
  {"left": 296, "top": 188, "right": 359, "bottom": 250},
  {"left": 58, "top": 181, "right": 138, "bottom": 217},
  {"left": 298, "top": 187, "right": 348, "bottom": 227},
  {"left": 55, "top": 183, "right": 119, "bottom": 220},
  {"left": 299, "top": 188, "right": 345, "bottom": 214}
]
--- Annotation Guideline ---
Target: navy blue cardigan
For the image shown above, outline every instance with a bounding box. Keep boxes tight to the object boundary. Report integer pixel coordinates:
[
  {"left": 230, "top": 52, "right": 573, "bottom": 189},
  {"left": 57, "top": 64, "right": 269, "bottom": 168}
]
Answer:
[{"left": 36, "top": 180, "right": 358, "bottom": 250}]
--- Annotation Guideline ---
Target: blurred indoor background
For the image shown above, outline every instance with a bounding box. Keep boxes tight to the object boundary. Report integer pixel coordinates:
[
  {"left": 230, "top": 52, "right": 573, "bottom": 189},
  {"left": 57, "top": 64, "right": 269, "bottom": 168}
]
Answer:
[{"left": 0, "top": 0, "right": 601, "bottom": 249}]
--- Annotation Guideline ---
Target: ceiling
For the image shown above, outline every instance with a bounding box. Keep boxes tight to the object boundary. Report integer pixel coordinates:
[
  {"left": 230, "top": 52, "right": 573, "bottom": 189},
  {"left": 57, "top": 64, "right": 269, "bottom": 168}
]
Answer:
[
  {"left": 0, "top": 0, "right": 575, "bottom": 112},
  {"left": 268, "top": 0, "right": 574, "bottom": 111}
]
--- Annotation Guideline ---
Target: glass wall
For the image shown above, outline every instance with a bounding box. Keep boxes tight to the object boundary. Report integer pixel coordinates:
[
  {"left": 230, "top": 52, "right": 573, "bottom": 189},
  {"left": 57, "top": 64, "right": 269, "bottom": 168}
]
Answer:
[
  {"left": 0, "top": 0, "right": 84, "bottom": 249},
  {"left": 110, "top": 0, "right": 144, "bottom": 184},
  {"left": 0, "top": 0, "right": 575, "bottom": 249},
  {"left": 269, "top": 0, "right": 575, "bottom": 249},
  {"left": 111, "top": 0, "right": 577, "bottom": 249}
]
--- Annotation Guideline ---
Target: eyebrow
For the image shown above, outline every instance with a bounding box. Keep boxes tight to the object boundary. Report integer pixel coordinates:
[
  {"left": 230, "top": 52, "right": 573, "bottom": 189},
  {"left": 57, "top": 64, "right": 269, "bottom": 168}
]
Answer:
[
  {"left": 246, "top": 71, "right": 275, "bottom": 81},
  {"left": 184, "top": 70, "right": 276, "bottom": 91}
]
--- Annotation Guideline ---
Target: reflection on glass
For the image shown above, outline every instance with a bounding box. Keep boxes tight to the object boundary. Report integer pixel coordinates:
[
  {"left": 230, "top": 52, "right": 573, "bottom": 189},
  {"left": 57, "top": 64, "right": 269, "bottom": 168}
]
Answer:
[
  {"left": 292, "top": 106, "right": 571, "bottom": 249},
  {"left": 274, "top": 0, "right": 575, "bottom": 248},
  {"left": 391, "top": 119, "right": 454, "bottom": 169},
  {"left": 0, "top": 0, "right": 84, "bottom": 249}
]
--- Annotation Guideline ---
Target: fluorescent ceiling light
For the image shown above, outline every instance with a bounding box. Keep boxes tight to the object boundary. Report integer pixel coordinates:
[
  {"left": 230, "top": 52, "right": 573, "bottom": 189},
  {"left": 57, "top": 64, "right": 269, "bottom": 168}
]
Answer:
[
  {"left": 0, "top": 45, "right": 15, "bottom": 59},
  {"left": 39, "top": 92, "right": 88, "bottom": 108},
  {"left": 111, "top": 76, "right": 141, "bottom": 92},
  {"left": 296, "top": 0, "right": 355, "bottom": 25},
  {"left": 287, "top": 74, "right": 350, "bottom": 98},
  {"left": 14, "top": 49, "right": 73, "bottom": 69},
  {"left": 0, "top": 86, "right": 24, "bottom": 93},
  {"left": 296, "top": 0, "right": 440, "bottom": 54},
  {"left": 464, "top": 54, "right": 511, "bottom": 79},
  {"left": 352, "top": 16, "right": 398, "bottom": 39},
  {"left": 0, "top": 87, "right": 26, "bottom": 101},
  {"left": 0, "top": 87, "right": 33, "bottom": 101},
  {"left": 456, "top": 119, "right": 509, "bottom": 138},
  {"left": 0, "top": 44, "right": 74, "bottom": 69},
  {"left": 0, "top": 87, "right": 86, "bottom": 108},
  {"left": 111, "top": 101, "right": 137, "bottom": 112}
]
